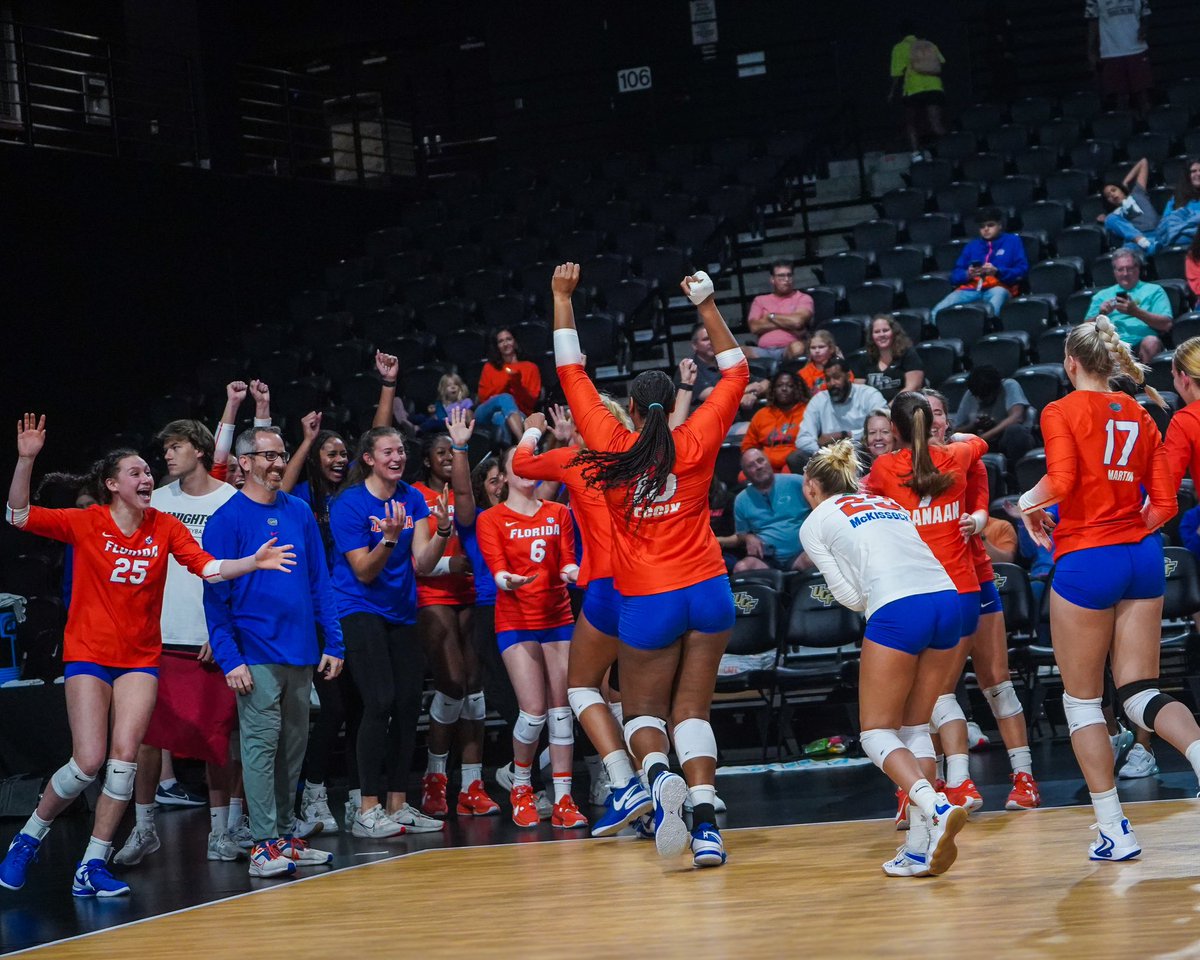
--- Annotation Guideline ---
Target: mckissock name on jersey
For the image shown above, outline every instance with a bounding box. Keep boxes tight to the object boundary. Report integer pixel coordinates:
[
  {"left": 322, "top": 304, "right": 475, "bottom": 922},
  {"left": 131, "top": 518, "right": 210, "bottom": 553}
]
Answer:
[{"left": 848, "top": 509, "right": 912, "bottom": 529}]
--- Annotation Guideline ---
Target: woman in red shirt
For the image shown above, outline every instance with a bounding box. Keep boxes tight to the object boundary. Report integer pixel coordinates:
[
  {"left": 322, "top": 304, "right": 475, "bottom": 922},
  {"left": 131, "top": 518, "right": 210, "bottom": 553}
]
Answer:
[
  {"left": 475, "top": 327, "right": 542, "bottom": 442},
  {"left": 0, "top": 416, "right": 292, "bottom": 898},
  {"left": 1018, "top": 316, "right": 1195, "bottom": 863}
]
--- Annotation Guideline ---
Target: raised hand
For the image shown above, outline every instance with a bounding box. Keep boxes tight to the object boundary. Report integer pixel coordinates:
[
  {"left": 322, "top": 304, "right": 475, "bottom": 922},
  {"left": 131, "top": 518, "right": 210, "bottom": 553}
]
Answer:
[
  {"left": 445, "top": 406, "right": 474, "bottom": 447},
  {"left": 431, "top": 489, "right": 451, "bottom": 530},
  {"left": 300, "top": 410, "right": 323, "bottom": 441},
  {"left": 254, "top": 536, "right": 297, "bottom": 572},
  {"left": 678, "top": 358, "right": 698, "bottom": 386},
  {"left": 250, "top": 379, "right": 271, "bottom": 415},
  {"left": 524, "top": 412, "right": 547, "bottom": 433},
  {"left": 226, "top": 380, "right": 249, "bottom": 406},
  {"left": 551, "top": 262, "right": 580, "bottom": 300},
  {"left": 370, "top": 499, "right": 408, "bottom": 541},
  {"left": 548, "top": 404, "right": 575, "bottom": 443},
  {"left": 375, "top": 351, "right": 399, "bottom": 382},
  {"left": 16, "top": 413, "right": 46, "bottom": 460}
]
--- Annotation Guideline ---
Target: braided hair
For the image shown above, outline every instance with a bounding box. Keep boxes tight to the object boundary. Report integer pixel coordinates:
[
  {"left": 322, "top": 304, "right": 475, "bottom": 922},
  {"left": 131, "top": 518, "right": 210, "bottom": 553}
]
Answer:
[
  {"left": 1067, "top": 315, "right": 1166, "bottom": 408},
  {"left": 571, "top": 369, "right": 676, "bottom": 521},
  {"left": 890, "top": 392, "right": 956, "bottom": 499},
  {"left": 38, "top": 449, "right": 142, "bottom": 505}
]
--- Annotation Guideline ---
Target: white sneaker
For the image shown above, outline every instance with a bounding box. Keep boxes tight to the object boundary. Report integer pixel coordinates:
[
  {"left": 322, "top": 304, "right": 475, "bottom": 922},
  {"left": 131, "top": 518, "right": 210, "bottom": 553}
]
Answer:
[
  {"left": 495, "top": 762, "right": 515, "bottom": 792},
  {"left": 344, "top": 798, "right": 357, "bottom": 828},
  {"left": 276, "top": 837, "right": 333, "bottom": 866},
  {"left": 650, "top": 772, "right": 690, "bottom": 859},
  {"left": 966, "top": 721, "right": 990, "bottom": 751},
  {"left": 1089, "top": 818, "right": 1141, "bottom": 861},
  {"left": 927, "top": 793, "right": 968, "bottom": 876},
  {"left": 535, "top": 790, "right": 553, "bottom": 820},
  {"left": 388, "top": 803, "right": 445, "bottom": 833},
  {"left": 911, "top": 151, "right": 925, "bottom": 163},
  {"left": 882, "top": 843, "right": 931, "bottom": 877},
  {"left": 1135, "top": 236, "right": 1152, "bottom": 250},
  {"left": 207, "top": 830, "right": 244, "bottom": 862},
  {"left": 301, "top": 785, "right": 339, "bottom": 835},
  {"left": 589, "top": 766, "right": 612, "bottom": 805},
  {"left": 1118, "top": 743, "right": 1159, "bottom": 779},
  {"left": 288, "top": 816, "right": 323, "bottom": 840},
  {"left": 683, "top": 792, "right": 728, "bottom": 814},
  {"left": 112, "top": 825, "right": 160, "bottom": 866},
  {"left": 229, "top": 815, "right": 253, "bottom": 850},
  {"left": 352, "top": 804, "right": 405, "bottom": 839},
  {"left": 1110, "top": 726, "right": 1134, "bottom": 770}
]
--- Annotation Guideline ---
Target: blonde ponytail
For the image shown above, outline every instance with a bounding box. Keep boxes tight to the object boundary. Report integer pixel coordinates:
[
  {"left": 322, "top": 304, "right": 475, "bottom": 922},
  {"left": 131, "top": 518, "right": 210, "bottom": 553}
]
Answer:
[
  {"left": 1069, "top": 315, "right": 1166, "bottom": 408},
  {"left": 805, "top": 438, "right": 862, "bottom": 495}
]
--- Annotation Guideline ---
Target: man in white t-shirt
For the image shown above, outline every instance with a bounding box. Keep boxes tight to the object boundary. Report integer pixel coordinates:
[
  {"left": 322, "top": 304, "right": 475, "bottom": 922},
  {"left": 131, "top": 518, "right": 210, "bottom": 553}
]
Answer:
[{"left": 1086, "top": 0, "right": 1152, "bottom": 116}]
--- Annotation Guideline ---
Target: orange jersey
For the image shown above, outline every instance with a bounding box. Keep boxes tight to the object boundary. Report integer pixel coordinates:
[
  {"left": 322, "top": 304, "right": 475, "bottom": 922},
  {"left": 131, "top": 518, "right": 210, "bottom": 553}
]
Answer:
[
  {"left": 1164, "top": 400, "right": 1200, "bottom": 486},
  {"left": 413, "top": 482, "right": 474, "bottom": 607},
  {"left": 511, "top": 444, "right": 613, "bottom": 588},
  {"left": 866, "top": 436, "right": 988, "bottom": 593},
  {"left": 799, "top": 362, "right": 853, "bottom": 396},
  {"left": 1024, "top": 391, "right": 1175, "bottom": 560},
  {"left": 965, "top": 455, "right": 994, "bottom": 584},
  {"left": 559, "top": 358, "right": 750, "bottom": 597},
  {"left": 475, "top": 500, "right": 576, "bottom": 633},
  {"left": 19, "top": 504, "right": 215, "bottom": 668},
  {"left": 741, "top": 402, "right": 807, "bottom": 471}
]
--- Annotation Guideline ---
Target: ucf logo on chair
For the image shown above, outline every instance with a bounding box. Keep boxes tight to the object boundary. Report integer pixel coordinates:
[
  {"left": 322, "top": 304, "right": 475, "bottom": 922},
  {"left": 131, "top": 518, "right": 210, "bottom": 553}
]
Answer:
[
  {"left": 733, "top": 591, "right": 760, "bottom": 615},
  {"left": 809, "top": 584, "right": 836, "bottom": 607}
]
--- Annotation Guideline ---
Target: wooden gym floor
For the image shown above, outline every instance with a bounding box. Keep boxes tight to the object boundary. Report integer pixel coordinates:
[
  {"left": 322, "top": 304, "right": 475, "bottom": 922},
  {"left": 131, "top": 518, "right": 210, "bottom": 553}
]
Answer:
[{"left": 13, "top": 797, "right": 1200, "bottom": 960}]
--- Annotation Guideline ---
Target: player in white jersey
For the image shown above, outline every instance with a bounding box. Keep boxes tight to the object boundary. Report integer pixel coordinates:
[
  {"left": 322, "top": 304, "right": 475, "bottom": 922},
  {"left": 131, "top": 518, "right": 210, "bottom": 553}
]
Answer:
[{"left": 798, "top": 440, "right": 968, "bottom": 877}]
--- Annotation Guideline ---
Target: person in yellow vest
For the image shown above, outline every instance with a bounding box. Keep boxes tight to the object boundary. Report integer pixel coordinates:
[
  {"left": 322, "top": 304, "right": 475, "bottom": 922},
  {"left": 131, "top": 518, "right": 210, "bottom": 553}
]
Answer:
[{"left": 889, "top": 21, "right": 946, "bottom": 163}]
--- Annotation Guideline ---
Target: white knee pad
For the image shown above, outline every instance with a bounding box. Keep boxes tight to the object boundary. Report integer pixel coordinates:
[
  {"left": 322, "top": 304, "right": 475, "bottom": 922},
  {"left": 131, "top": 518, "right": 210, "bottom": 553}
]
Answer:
[
  {"left": 899, "top": 724, "right": 936, "bottom": 760},
  {"left": 608, "top": 700, "right": 624, "bottom": 726},
  {"left": 463, "top": 691, "right": 486, "bottom": 722},
  {"left": 567, "top": 686, "right": 605, "bottom": 721},
  {"left": 1061, "top": 692, "right": 1105, "bottom": 735},
  {"left": 513, "top": 709, "right": 547, "bottom": 745},
  {"left": 101, "top": 759, "right": 137, "bottom": 802},
  {"left": 547, "top": 706, "right": 574, "bottom": 746},
  {"left": 49, "top": 757, "right": 96, "bottom": 801},
  {"left": 623, "top": 715, "right": 668, "bottom": 756},
  {"left": 430, "top": 691, "right": 464, "bottom": 726},
  {"left": 860, "top": 728, "right": 906, "bottom": 770},
  {"left": 984, "top": 681, "right": 1023, "bottom": 720},
  {"left": 929, "top": 693, "right": 966, "bottom": 732},
  {"left": 672, "top": 717, "right": 718, "bottom": 764},
  {"left": 1117, "top": 679, "right": 1175, "bottom": 734}
]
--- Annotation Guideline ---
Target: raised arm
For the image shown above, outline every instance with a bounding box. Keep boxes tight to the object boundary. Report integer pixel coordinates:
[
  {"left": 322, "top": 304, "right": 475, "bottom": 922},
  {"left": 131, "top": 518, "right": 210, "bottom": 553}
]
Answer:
[
  {"left": 373, "top": 351, "right": 399, "bottom": 428},
  {"left": 1124, "top": 157, "right": 1151, "bottom": 192},
  {"left": 446, "top": 407, "right": 476, "bottom": 522},
  {"left": 212, "top": 381, "right": 248, "bottom": 474},
  {"left": 249, "top": 380, "right": 272, "bottom": 425},
  {"left": 6, "top": 413, "right": 45, "bottom": 522},
  {"left": 412, "top": 489, "right": 451, "bottom": 575},
  {"left": 671, "top": 358, "right": 697, "bottom": 428},
  {"left": 282, "top": 411, "right": 321, "bottom": 493}
]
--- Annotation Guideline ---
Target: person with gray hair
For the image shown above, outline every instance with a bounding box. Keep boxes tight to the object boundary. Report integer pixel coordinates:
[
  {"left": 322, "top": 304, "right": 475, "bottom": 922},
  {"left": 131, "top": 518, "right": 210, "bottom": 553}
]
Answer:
[
  {"left": 203, "top": 426, "right": 345, "bottom": 879},
  {"left": 1085, "top": 248, "right": 1174, "bottom": 364}
]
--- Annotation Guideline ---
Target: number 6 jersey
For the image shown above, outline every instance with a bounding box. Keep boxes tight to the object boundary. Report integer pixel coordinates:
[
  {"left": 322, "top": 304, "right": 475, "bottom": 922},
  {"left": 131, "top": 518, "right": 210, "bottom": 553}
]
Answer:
[
  {"left": 1020, "top": 391, "right": 1176, "bottom": 559},
  {"left": 475, "top": 500, "right": 576, "bottom": 633},
  {"left": 15, "top": 504, "right": 216, "bottom": 668}
]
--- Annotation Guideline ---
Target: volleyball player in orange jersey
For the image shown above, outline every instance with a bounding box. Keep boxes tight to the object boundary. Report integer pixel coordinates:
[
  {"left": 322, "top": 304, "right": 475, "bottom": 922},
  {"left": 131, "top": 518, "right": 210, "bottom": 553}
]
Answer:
[
  {"left": 475, "top": 448, "right": 588, "bottom": 830},
  {"left": 1166, "top": 336, "right": 1200, "bottom": 484},
  {"left": 865, "top": 393, "right": 988, "bottom": 812},
  {"left": 0, "top": 415, "right": 294, "bottom": 898},
  {"left": 552, "top": 262, "right": 748, "bottom": 867},
  {"left": 413, "top": 431, "right": 498, "bottom": 820},
  {"left": 513, "top": 404, "right": 654, "bottom": 838},
  {"left": 1018, "top": 316, "right": 1199, "bottom": 861}
]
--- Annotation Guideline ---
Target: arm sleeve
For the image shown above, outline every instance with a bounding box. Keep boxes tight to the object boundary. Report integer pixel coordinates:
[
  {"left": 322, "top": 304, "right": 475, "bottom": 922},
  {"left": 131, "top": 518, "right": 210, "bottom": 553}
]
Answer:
[
  {"left": 951, "top": 434, "right": 990, "bottom": 469},
  {"left": 558, "top": 363, "right": 635, "bottom": 454},
  {"left": 796, "top": 397, "right": 824, "bottom": 454},
  {"left": 18, "top": 505, "right": 84, "bottom": 543},
  {"left": 201, "top": 515, "right": 243, "bottom": 673},
  {"left": 677, "top": 357, "right": 751, "bottom": 455},
  {"left": 166, "top": 514, "right": 218, "bottom": 578},
  {"left": 305, "top": 511, "right": 344, "bottom": 659},
  {"left": 889, "top": 42, "right": 907, "bottom": 77},
  {"left": 210, "top": 462, "right": 228, "bottom": 482},
  {"left": 474, "top": 512, "right": 506, "bottom": 578},
  {"left": 1018, "top": 405, "right": 1075, "bottom": 512},
  {"left": 798, "top": 517, "right": 866, "bottom": 611},
  {"left": 1141, "top": 285, "right": 1171, "bottom": 318},
  {"left": 1163, "top": 413, "right": 1197, "bottom": 486},
  {"left": 559, "top": 508, "right": 577, "bottom": 569},
  {"left": 512, "top": 444, "right": 575, "bottom": 482},
  {"left": 329, "top": 493, "right": 371, "bottom": 558},
  {"left": 1142, "top": 414, "right": 1178, "bottom": 532},
  {"left": 1003, "top": 379, "right": 1031, "bottom": 414}
]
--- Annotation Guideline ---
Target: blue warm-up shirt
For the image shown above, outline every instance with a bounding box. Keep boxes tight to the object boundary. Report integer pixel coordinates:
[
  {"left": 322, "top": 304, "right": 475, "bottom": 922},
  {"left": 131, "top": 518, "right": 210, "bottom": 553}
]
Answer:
[
  {"left": 949, "top": 233, "right": 1029, "bottom": 287},
  {"left": 456, "top": 507, "right": 496, "bottom": 607}
]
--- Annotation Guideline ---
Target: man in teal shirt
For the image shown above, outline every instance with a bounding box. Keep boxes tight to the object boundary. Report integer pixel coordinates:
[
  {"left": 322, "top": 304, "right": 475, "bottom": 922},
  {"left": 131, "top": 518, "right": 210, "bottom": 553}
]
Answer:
[
  {"left": 1084, "top": 248, "right": 1173, "bottom": 363},
  {"left": 732, "top": 448, "right": 811, "bottom": 572}
]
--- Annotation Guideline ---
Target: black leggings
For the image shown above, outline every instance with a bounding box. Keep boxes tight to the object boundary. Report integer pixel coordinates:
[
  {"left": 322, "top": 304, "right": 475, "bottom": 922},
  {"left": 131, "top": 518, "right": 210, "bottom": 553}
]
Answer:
[
  {"left": 302, "top": 666, "right": 362, "bottom": 787},
  {"left": 341, "top": 613, "right": 424, "bottom": 798},
  {"left": 472, "top": 605, "right": 518, "bottom": 730}
]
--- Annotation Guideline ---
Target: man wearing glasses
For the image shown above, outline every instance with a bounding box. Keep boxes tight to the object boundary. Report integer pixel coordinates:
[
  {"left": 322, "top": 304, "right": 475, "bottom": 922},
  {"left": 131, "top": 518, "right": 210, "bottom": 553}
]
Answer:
[
  {"left": 203, "top": 427, "right": 345, "bottom": 878},
  {"left": 745, "top": 260, "right": 814, "bottom": 362}
]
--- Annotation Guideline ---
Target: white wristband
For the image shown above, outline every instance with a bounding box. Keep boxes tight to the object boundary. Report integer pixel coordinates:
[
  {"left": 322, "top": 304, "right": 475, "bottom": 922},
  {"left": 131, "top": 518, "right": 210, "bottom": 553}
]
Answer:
[
  {"left": 520, "top": 427, "right": 543, "bottom": 447},
  {"left": 5, "top": 503, "right": 29, "bottom": 527},
  {"left": 686, "top": 271, "right": 715, "bottom": 305},
  {"left": 1017, "top": 491, "right": 1038, "bottom": 514},
  {"left": 253, "top": 418, "right": 272, "bottom": 428},
  {"left": 553, "top": 328, "right": 583, "bottom": 366},
  {"left": 716, "top": 347, "right": 747, "bottom": 371},
  {"left": 202, "top": 559, "right": 224, "bottom": 582},
  {"left": 560, "top": 564, "right": 579, "bottom": 583},
  {"left": 494, "top": 571, "right": 516, "bottom": 591}
]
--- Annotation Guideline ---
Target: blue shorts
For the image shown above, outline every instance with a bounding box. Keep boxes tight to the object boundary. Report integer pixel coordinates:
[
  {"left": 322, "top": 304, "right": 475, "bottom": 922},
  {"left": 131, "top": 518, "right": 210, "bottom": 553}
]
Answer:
[
  {"left": 958, "top": 591, "right": 981, "bottom": 638},
  {"left": 64, "top": 662, "right": 159, "bottom": 685},
  {"left": 1052, "top": 536, "right": 1165, "bottom": 611},
  {"left": 865, "top": 591, "right": 961, "bottom": 655},
  {"left": 496, "top": 624, "right": 574, "bottom": 653},
  {"left": 978, "top": 580, "right": 1003, "bottom": 616},
  {"left": 618, "top": 575, "right": 737, "bottom": 651},
  {"left": 581, "top": 577, "right": 622, "bottom": 638}
]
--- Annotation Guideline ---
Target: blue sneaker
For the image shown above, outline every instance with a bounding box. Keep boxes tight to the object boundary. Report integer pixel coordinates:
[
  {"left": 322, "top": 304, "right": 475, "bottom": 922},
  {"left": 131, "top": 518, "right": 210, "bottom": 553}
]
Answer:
[
  {"left": 155, "top": 782, "right": 205, "bottom": 807},
  {"left": 690, "top": 822, "right": 727, "bottom": 868},
  {"left": 72, "top": 859, "right": 130, "bottom": 898},
  {"left": 0, "top": 833, "right": 41, "bottom": 891},
  {"left": 633, "top": 814, "right": 654, "bottom": 840},
  {"left": 650, "top": 772, "right": 689, "bottom": 858},
  {"left": 590, "top": 779, "right": 654, "bottom": 838}
]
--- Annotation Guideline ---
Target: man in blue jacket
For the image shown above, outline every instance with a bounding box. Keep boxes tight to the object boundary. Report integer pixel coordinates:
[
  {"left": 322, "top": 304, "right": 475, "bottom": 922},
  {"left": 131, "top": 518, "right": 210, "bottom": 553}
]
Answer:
[
  {"left": 204, "top": 427, "right": 344, "bottom": 879},
  {"left": 932, "top": 207, "right": 1029, "bottom": 320}
]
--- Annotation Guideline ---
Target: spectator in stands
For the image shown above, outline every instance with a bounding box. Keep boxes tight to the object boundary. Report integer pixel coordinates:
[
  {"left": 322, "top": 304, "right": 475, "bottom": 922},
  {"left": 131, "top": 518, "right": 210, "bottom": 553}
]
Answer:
[
  {"left": 684, "top": 321, "right": 769, "bottom": 415},
  {"left": 708, "top": 474, "right": 741, "bottom": 570},
  {"left": 732, "top": 448, "right": 811, "bottom": 573},
  {"left": 476, "top": 327, "right": 540, "bottom": 442},
  {"left": 796, "top": 329, "right": 852, "bottom": 397},
  {"left": 435, "top": 373, "right": 474, "bottom": 421},
  {"left": 1084, "top": 248, "right": 1173, "bottom": 363},
  {"left": 745, "top": 261, "right": 814, "bottom": 361},
  {"left": 788, "top": 356, "right": 887, "bottom": 471},
  {"left": 863, "top": 314, "right": 924, "bottom": 401},
  {"left": 1149, "top": 160, "right": 1200, "bottom": 253},
  {"left": 953, "top": 364, "right": 1034, "bottom": 476},
  {"left": 1086, "top": 0, "right": 1152, "bottom": 117},
  {"left": 981, "top": 516, "right": 1018, "bottom": 564},
  {"left": 931, "top": 208, "right": 1028, "bottom": 320},
  {"left": 888, "top": 20, "right": 946, "bottom": 162},
  {"left": 861, "top": 408, "right": 895, "bottom": 468},
  {"left": 740, "top": 371, "right": 810, "bottom": 471},
  {"left": 1187, "top": 230, "right": 1200, "bottom": 298},
  {"left": 1099, "top": 158, "right": 1159, "bottom": 252}
]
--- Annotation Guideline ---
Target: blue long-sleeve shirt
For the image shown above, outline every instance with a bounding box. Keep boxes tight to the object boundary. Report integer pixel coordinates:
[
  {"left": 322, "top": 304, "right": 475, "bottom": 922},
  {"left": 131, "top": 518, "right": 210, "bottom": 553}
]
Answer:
[
  {"left": 949, "top": 233, "right": 1029, "bottom": 288},
  {"left": 203, "top": 491, "right": 344, "bottom": 673}
]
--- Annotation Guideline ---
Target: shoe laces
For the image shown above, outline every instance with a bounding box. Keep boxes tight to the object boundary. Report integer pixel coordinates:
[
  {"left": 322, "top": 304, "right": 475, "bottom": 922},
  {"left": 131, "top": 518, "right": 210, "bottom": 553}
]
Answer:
[{"left": 11, "top": 836, "right": 39, "bottom": 866}]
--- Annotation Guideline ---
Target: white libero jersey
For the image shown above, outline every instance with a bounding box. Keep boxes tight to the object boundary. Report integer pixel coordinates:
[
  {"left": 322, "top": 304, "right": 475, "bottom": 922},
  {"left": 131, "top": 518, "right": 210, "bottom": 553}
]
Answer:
[
  {"left": 798, "top": 492, "right": 955, "bottom": 620},
  {"left": 152, "top": 479, "right": 236, "bottom": 646}
]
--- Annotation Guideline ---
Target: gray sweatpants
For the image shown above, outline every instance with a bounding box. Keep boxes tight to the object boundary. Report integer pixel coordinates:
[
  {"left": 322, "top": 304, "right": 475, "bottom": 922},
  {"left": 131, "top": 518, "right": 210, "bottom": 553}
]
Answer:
[{"left": 236, "top": 663, "right": 312, "bottom": 843}]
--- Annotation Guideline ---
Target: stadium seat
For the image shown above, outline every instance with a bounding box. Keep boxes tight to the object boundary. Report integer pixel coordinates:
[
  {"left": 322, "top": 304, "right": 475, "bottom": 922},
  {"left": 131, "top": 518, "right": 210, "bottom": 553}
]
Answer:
[
  {"left": 803, "top": 286, "right": 842, "bottom": 324},
  {"left": 876, "top": 246, "right": 928, "bottom": 282},
  {"left": 852, "top": 219, "right": 901, "bottom": 255},
  {"left": 934, "top": 131, "right": 979, "bottom": 164},
  {"left": 915, "top": 339, "right": 961, "bottom": 384},
  {"left": 908, "top": 159, "right": 954, "bottom": 193},
  {"left": 934, "top": 239, "right": 969, "bottom": 272},
  {"left": 935, "top": 181, "right": 984, "bottom": 221},
  {"left": 986, "top": 124, "right": 1030, "bottom": 159},
  {"left": 1069, "top": 139, "right": 1116, "bottom": 176},
  {"left": 1011, "top": 96, "right": 1054, "bottom": 126},
  {"left": 1015, "top": 449, "right": 1047, "bottom": 490},
  {"left": 1060, "top": 90, "right": 1102, "bottom": 125},
  {"left": 822, "top": 317, "right": 865, "bottom": 355},
  {"left": 1019, "top": 201, "right": 1069, "bottom": 237},
  {"left": 1053, "top": 225, "right": 1104, "bottom": 262},
  {"left": 1000, "top": 297, "right": 1053, "bottom": 338},
  {"left": 1092, "top": 111, "right": 1135, "bottom": 145},
  {"left": 935, "top": 304, "right": 989, "bottom": 347},
  {"left": 1035, "top": 326, "right": 1070, "bottom": 365},
  {"left": 1152, "top": 246, "right": 1189, "bottom": 282},
  {"left": 970, "top": 334, "right": 1027, "bottom": 378},
  {"left": 1028, "top": 259, "right": 1082, "bottom": 303},
  {"left": 879, "top": 188, "right": 928, "bottom": 222},
  {"left": 846, "top": 281, "right": 899, "bottom": 315},
  {"left": 1013, "top": 364, "right": 1066, "bottom": 413},
  {"left": 962, "top": 152, "right": 1006, "bottom": 185},
  {"left": 1172, "top": 312, "right": 1200, "bottom": 346},
  {"left": 905, "top": 274, "right": 954, "bottom": 311},
  {"left": 1037, "top": 119, "right": 1082, "bottom": 152},
  {"left": 819, "top": 252, "right": 870, "bottom": 290},
  {"left": 1044, "top": 170, "right": 1091, "bottom": 210},
  {"left": 1064, "top": 289, "right": 1097, "bottom": 326}
]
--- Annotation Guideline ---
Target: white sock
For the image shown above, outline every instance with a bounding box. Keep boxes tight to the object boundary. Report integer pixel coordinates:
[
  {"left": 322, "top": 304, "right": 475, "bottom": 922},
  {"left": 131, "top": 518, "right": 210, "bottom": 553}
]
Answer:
[
  {"left": 347, "top": 789, "right": 361, "bottom": 810},
  {"left": 1090, "top": 786, "right": 1124, "bottom": 828},
  {"left": 1185, "top": 740, "right": 1200, "bottom": 780},
  {"left": 538, "top": 747, "right": 551, "bottom": 774},
  {"left": 946, "top": 754, "right": 970, "bottom": 788},
  {"left": 552, "top": 772, "right": 572, "bottom": 802},
  {"left": 135, "top": 803, "right": 157, "bottom": 828},
  {"left": 513, "top": 761, "right": 533, "bottom": 788},
  {"left": 908, "top": 778, "right": 940, "bottom": 819},
  {"left": 461, "top": 763, "right": 482, "bottom": 788},
  {"left": 907, "top": 807, "right": 931, "bottom": 851},
  {"left": 426, "top": 751, "right": 448, "bottom": 776},
  {"left": 934, "top": 754, "right": 945, "bottom": 782},
  {"left": 227, "top": 797, "right": 244, "bottom": 829},
  {"left": 82, "top": 836, "right": 112, "bottom": 864},
  {"left": 158, "top": 777, "right": 177, "bottom": 791},
  {"left": 1007, "top": 746, "right": 1033, "bottom": 776},
  {"left": 209, "top": 806, "right": 228, "bottom": 833},
  {"left": 637, "top": 769, "right": 649, "bottom": 792},
  {"left": 642, "top": 751, "right": 671, "bottom": 784},
  {"left": 22, "top": 812, "right": 51, "bottom": 841},
  {"left": 688, "top": 784, "right": 716, "bottom": 811},
  {"left": 602, "top": 750, "right": 635, "bottom": 788}
]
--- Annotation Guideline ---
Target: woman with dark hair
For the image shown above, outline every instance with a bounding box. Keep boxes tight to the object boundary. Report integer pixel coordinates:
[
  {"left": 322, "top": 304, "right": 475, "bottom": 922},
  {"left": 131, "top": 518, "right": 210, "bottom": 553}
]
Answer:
[
  {"left": 1165, "top": 158, "right": 1200, "bottom": 216},
  {"left": 1098, "top": 157, "right": 1159, "bottom": 252},
  {"left": 740, "top": 371, "right": 809, "bottom": 471},
  {"left": 0, "top": 416, "right": 294, "bottom": 896},
  {"left": 865, "top": 315, "right": 924, "bottom": 401},
  {"left": 476, "top": 327, "right": 541, "bottom": 442},
  {"left": 553, "top": 262, "right": 749, "bottom": 868}
]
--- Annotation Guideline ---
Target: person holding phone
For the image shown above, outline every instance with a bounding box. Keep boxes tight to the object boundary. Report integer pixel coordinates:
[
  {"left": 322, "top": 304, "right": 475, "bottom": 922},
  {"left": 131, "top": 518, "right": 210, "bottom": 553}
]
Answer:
[
  {"left": 931, "top": 208, "right": 1028, "bottom": 321},
  {"left": 1084, "top": 248, "right": 1174, "bottom": 364}
]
